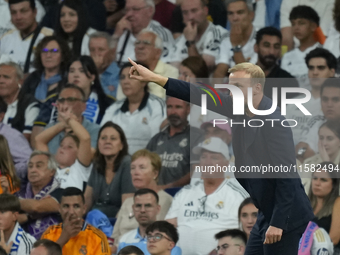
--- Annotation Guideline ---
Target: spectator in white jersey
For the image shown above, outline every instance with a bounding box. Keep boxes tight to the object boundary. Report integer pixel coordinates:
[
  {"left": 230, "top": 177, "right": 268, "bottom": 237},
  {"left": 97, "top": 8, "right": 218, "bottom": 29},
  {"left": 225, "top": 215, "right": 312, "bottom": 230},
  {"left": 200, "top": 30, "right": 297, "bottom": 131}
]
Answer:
[
  {"left": 54, "top": 0, "right": 96, "bottom": 57},
  {"left": 165, "top": 137, "right": 249, "bottom": 255},
  {"left": 286, "top": 48, "right": 336, "bottom": 146},
  {"left": 0, "top": 0, "right": 53, "bottom": 73},
  {"left": 213, "top": 0, "right": 257, "bottom": 79},
  {"left": 34, "top": 102, "right": 92, "bottom": 190},
  {"left": 101, "top": 62, "right": 166, "bottom": 155},
  {"left": 0, "top": 62, "right": 39, "bottom": 142},
  {"left": 146, "top": 96, "right": 203, "bottom": 189},
  {"left": 0, "top": 194, "right": 36, "bottom": 255},
  {"left": 112, "top": 0, "right": 175, "bottom": 65},
  {"left": 295, "top": 79, "right": 340, "bottom": 163},
  {"left": 215, "top": 229, "right": 247, "bottom": 255},
  {"left": 170, "top": 0, "right": 228, "bottom": 71},
  {"left": 280, "top": 5, "right": 321, "bottom": 90}
]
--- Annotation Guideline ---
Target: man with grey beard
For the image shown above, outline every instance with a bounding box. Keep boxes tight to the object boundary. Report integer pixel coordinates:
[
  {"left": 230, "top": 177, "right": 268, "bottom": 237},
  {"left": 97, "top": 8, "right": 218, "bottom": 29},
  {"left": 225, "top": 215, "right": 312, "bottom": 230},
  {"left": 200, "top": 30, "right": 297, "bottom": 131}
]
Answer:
[{"left": 146, "top": 96, "right": 203, "bottom": 189}]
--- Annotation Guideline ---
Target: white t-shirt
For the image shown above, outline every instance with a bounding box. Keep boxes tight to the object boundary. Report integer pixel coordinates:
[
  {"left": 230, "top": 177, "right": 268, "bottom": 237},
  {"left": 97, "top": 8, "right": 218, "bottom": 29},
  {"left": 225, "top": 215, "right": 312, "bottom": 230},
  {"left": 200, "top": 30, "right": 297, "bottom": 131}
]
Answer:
[
  {"left": 216, "top": 27, "right": 258, "bottom": 67},
  {"left": 324, "top": 31, "right": 340, "bottom": 58},
  {"left": 116, "top": 20, "right": 175, "bottom": 63},
  {"left": 0, "top": 27, "right": 54, "bottom": 72},
  {"left": 280, "top": 43, "right": 321, "bottom": 90},
  {"left": 280, "top": 0, "right": 335, "bottom": 36},
  {"left": 3, "top": 100, "right": 39, "bottom": 134},
  {"left": 252, "top": 0, "right": 266, "bottom": 31},
  {"left": 165, "top": 179, "right": 249, "bottom": 255},
  {"left": 8, "top": 222, "right": 36, "bottom": 255},
  {"left": 0, "top": 0, "right": 45, "bottom": 38},
  {"left": 101, "top": 93, "right": 166, "bottom": 154},
  {"left": 171, "top": 21, "right": 228, "bottom": 63},
  {"left": 56, "top": 160, "right": 92, "bottom": 190},
  {"left": 286, "top": 94, "right": 323, "bottom": 145}
]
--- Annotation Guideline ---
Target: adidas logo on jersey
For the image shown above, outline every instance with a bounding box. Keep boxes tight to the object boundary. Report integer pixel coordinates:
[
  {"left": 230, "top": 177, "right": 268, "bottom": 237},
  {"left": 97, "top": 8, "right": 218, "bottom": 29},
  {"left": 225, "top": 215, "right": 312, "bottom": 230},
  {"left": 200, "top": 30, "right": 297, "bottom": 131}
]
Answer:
[{"left": 185, "top": 201, "right": 193, "bottom": 206}]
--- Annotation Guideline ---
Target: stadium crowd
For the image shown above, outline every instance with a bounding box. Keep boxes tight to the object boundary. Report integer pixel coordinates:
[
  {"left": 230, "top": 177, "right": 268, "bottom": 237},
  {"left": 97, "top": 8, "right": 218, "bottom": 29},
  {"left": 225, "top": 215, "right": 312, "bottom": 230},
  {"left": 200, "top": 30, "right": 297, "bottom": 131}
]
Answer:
[{"left": 0, "top": 0, "right": 339, "bottom": 254}]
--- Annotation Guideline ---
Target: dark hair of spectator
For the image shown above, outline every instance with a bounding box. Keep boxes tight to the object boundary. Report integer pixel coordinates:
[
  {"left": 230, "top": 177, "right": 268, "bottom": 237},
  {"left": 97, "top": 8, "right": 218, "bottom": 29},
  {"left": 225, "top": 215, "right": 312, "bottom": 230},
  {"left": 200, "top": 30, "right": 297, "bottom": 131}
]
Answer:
[
  {"left": 34, "top": 36, "right": 72, "bottom": 75},
  {"left": 146, "top": 221, "right": 179, "bottom": 244},
  {"left": 69, "top": 56, "right": 108, "bottom": 112},
  {"left": 0, "top": 97, "right": 7, "bottom": 114},
  {"left": 134, "top": 188, "right": 159, "bottom": 203},
  {"left": 131, "top": 149, "right": 162, "bottom": 182},
  {"left": 238, "top": 197, "right": 254, "bottom": 223},
  {"left": 60, "top": 83, "right": 86, "bottom": 101},
  {"left": 305, "top": 48, "right": 337, "bottom": 70},
  {"left": 308, "top": 162, "right": 340, "bottom": 218},
  {"left": 8, "top": 0, "right": 35, "bottom": 10},
  {"left": 61, "top": 187, "right": 85, "bottom": 203},
  {"left": 289, "top": 5, "right": 320, "bottom": 26},
  {"left": 117, "top": 245, "right": 144, "bottom": 255},
  {"left": 0, "top": 246, "right": 7, "bottom": 255},
  {"left": 181, "top": 56, "right": 209, "bottom": 78},
  {"left": 333, "top": 0, "right": 340, "bottom": 32},
  {"left": 119, "top": 62, "right": 149, "bottom": 93},
  {"left": 0, "top": 194, "right": 21, "bottom": 212},
  {"left": 255, "top": 27, "right": 282, "bottom": 45},
  {"left": 0, "top": 135, "right": 21, "bottom": 191},
  {"left": 215, "top": 229, "right": 247, "bottom": 245},
  {"left": 33, "top": 239, "right": 62, "bottom": 255},
  {"left": 319, "top": 121, "right": 340, "bottom": 140},
  {"left": 94, "top": 121, "right": 128, "bottom": 174},
  {"left": 54, "top": 0, "right": 90, "bottom": 57},
  {"left": 320, "top": 78, "right": 340, "bottom": 96}
]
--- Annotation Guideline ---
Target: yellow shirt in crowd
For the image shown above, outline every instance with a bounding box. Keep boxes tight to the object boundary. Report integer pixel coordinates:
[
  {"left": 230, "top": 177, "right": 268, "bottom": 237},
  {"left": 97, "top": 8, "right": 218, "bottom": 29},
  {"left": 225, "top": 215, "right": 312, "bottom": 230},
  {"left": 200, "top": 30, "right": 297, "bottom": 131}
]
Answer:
[{"left": 41, "top": 222, "right": 110, "bottom": 255}]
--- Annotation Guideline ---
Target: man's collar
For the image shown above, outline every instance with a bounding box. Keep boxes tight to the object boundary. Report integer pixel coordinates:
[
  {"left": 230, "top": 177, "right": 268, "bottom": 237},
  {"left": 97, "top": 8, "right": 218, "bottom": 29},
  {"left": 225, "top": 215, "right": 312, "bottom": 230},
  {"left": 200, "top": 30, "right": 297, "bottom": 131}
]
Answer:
[
  {"left": 121, "top": 92, "right": 149, "bottom": 113},
  {"left": 135, "top": 227, "right": 146, "bottom": 240}
]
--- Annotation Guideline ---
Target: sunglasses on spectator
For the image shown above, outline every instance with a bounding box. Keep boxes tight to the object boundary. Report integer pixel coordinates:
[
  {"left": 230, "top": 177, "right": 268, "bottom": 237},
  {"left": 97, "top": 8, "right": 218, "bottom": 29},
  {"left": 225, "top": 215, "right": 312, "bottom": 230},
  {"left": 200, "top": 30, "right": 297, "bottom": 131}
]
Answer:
[
  {"left": 41, "top": 48, "right": 60, "bottom": 54},
  {"left": 134, "top": 40, "right": 154, "bottom": 47},
  {"left": 57, "top": 97, "right": 85, "bottom": 103},
  {"left": 146, "top": 233, "right": 173, "bottom": 242}
]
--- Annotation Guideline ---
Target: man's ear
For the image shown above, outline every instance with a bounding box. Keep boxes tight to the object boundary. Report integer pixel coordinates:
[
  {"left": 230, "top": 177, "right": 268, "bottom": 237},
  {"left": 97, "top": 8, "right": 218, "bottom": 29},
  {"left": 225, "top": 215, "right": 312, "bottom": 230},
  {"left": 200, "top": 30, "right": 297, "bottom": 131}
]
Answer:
[
  {"left": 254, "top": 43, "right": 259, "bottom": 54},
  {"left": 330, "top": 68, "right": 335, "bottom": 77},
  {"left": 168, "top": 241, "right": 175, "bottom": 250}
]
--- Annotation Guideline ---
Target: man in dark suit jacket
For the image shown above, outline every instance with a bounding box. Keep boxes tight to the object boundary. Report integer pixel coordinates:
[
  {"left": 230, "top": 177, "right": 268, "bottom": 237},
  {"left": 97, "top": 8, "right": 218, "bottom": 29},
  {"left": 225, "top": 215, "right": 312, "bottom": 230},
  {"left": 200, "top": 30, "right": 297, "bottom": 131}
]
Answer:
[{"left": 127, "top": 58, "right": 314, "bottom": 255}]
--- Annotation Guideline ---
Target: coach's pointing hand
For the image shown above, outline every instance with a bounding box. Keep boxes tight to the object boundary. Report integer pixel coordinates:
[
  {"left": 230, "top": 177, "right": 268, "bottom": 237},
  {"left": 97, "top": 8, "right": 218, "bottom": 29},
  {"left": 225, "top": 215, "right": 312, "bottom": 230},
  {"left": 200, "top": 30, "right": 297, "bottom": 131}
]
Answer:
[
  {"left": 128, "top": 58, "right": 168, "bottom": 86},
  {"left": 264, "top": 226, "right": 283, "bottom": 244}
]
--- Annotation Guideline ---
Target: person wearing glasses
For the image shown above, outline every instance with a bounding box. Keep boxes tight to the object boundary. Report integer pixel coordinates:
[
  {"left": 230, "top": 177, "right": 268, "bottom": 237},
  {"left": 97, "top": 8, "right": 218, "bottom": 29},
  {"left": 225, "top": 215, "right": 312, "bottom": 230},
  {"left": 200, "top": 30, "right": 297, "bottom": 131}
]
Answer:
[
  {"left": 22, "top": 36, "right": 71, "bottom": 102},
  {"left": 117, "top": 189, "right": 181, "bottom": 255},
  {"left": 36, "top": 84, "right": 99, "bottom": 155},
  {"left": 214, "top": 229, "right": 247, "bottom": 255},
  {"left": 112, "top": 0, "right": 175, "bottom": 65},
  {"left": 116, "top": 30, "right": 178, "bottom": 100},
  {"left": 146, "top": 221, "right": 180, "bottom": 255},
  {"left": 34, "top": 93, "right": 92, "bottom": 190},
  {"left": 165, "top": 137, "right": 248, "bottom": 255}
]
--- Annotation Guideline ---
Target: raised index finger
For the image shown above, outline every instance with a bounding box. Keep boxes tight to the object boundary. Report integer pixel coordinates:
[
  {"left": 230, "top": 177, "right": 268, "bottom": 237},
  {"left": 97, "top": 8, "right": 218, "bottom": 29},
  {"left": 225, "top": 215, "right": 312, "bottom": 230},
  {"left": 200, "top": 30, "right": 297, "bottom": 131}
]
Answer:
[{"left": 128, "top": 58, "right": 138, "bottom": 68}]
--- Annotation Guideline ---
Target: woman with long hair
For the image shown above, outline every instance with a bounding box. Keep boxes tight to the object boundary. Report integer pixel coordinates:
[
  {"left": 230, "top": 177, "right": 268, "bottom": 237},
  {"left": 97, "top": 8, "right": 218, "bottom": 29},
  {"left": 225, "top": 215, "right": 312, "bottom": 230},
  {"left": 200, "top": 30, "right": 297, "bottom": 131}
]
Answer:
[
  {"left": 54, "top": 0, "right": 96, "bottom": 57},
  {"left": 238, "top": 197, "right": 258, "bottom": 240},
  {"left": 0, "top": 135, "right": 20, "bottom": 195},
  {"left": 22, "top": 36, "right": 71, "bottom": 101},
  {"left": 308, "top": 162, "right": 340, "bottom": 254},
  {"left": 84, "top": 121, "right": 135, "bottom": 218}
]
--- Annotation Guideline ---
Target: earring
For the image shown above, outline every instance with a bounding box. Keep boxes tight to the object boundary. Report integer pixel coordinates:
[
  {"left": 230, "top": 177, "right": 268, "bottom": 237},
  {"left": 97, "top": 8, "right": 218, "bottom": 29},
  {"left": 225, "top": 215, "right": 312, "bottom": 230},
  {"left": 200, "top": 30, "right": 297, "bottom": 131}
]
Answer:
[
  {"left": 91, "top": 81, "right": 94, "bottom": 85},
  {"left": 18, "top": 84, "right": 21, "bottom": 89}
]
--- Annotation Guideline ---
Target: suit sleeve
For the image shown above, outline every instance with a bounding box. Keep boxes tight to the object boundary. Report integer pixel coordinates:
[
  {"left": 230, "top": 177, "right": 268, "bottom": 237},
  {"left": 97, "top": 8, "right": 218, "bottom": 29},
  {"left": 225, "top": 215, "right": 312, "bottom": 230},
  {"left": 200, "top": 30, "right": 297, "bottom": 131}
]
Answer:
[
  {"left": 164, "top": 78, "right": 235, "bottom": 119},
  {"left": 264, "top": 117, "right": 298, "bottom": 230}
]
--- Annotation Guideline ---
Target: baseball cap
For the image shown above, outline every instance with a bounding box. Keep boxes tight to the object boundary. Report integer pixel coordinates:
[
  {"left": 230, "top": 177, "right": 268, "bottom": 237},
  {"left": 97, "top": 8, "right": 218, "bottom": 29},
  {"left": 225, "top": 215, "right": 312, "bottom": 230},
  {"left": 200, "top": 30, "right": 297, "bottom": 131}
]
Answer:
[{"left": 193, "top": 137, "right": 230, "bottom": 160}]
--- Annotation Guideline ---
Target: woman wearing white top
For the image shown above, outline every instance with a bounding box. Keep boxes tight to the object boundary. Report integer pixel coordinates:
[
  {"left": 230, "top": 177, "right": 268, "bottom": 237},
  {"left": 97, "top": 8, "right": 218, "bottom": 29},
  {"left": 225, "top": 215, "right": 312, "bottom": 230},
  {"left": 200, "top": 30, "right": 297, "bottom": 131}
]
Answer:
[
  {"left": 54, "top": 0, "right": 96, "bottom": 57},
  {"left": 35, "top": 104, "right": 92, "bottom": 191},
  {"left": 302, "top": 121, "right": 340, "bottom": 193}
]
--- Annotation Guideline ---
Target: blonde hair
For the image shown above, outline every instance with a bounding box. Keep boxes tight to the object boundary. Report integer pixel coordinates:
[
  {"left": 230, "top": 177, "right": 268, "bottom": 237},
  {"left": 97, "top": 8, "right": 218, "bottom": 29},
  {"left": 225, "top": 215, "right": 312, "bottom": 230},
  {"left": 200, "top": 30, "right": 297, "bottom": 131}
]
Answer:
[
  {"left": 229, "top": 62, "right": 266, "bottom": 90},
  {"left": 131, "top": 149, "right": 162, "bottom": 182}
]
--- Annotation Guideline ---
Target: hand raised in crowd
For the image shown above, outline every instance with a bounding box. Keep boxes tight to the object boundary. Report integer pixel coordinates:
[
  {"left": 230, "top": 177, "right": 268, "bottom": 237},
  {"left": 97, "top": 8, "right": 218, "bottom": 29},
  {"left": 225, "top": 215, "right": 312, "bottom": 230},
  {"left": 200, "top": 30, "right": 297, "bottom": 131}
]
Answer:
[
  {"left": 56, "top": 103, "right": 79, "bottom": 127},
  {"left": 264, "top": 225, "right": 283, "bottom": 244},
  {"left": 114, "top": 15, "right": 132, "bottom": 37},
  {"left": 230, "top": 24, "right": 244, "bottom": 47},
  {"left": 183, "top": 21, "right": 197, "bottom": 42},
  {"left": 0, "top": 176, "right": 10, "bottom": 194},
  {"left": 318, "top": 140, "right": 330, "bottom": 162},
  {"left": 0, "top": 230, "right": 13, "bottom": 254},
  {"left": 58, "top": 212, "right": 84, "bottom": 246}
]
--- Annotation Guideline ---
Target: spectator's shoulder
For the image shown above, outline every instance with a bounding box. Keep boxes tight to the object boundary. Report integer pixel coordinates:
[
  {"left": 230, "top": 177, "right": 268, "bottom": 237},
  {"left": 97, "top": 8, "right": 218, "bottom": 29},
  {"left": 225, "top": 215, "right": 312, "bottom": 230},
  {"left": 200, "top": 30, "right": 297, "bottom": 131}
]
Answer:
[
  {"left": 40, "top": 27, "right": 54, "bottom": 36},
  {"left": 0, "top": 29, "right": 16, "bottom": 40},
  {"left": 42, "top": 223, "right": 62, "bottom": 237},
  {"left": 225, "top": 179, "right": 249, "bottom": 199},
  {"left": 86, "top": 223, "right": 109, "bottom": 242}
]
